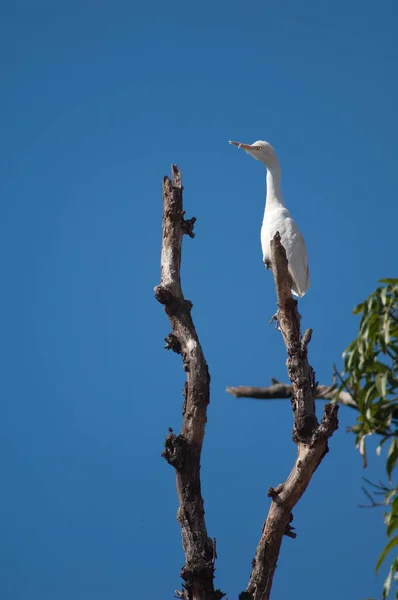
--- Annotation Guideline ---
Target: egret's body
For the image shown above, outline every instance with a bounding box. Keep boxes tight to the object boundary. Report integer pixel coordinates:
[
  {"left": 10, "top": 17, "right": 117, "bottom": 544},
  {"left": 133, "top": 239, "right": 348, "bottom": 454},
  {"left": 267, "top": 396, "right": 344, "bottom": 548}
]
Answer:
[{"left": 229, "top": 140, "right": 310, "bottom": 297}]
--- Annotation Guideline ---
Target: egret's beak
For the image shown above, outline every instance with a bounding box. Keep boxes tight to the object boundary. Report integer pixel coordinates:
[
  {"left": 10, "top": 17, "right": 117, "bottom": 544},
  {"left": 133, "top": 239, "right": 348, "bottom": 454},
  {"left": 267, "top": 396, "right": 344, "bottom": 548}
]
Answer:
[{"left": 229, "top": 141, "right": 254, "bottom": 151}]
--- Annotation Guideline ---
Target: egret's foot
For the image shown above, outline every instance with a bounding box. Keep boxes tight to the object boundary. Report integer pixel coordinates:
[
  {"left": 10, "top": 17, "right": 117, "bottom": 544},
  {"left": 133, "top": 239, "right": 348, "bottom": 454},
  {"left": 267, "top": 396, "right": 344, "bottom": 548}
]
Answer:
[{"left": 269, "top": 313, "right": 281, "bottom": 330}]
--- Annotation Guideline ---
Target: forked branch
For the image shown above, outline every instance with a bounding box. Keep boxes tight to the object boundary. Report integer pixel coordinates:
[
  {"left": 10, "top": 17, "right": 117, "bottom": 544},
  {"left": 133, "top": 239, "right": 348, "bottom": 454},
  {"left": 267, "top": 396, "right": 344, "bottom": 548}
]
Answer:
[
  {"left": 242, "top": 233, "right": 339, "bottom": 600},
  {"left": 154, "top": 166, "right": 224, "bottom": 600},
  {"left": 155, "top": 171, "right": 338, "bottom": 600}
]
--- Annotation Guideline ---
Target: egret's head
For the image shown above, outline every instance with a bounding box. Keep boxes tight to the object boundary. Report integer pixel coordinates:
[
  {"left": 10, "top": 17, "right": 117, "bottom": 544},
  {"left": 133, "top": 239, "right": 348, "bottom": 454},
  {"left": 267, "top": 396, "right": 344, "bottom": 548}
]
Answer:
[{"left": 229, "top": 140, "right": 278, "bottom": 167}]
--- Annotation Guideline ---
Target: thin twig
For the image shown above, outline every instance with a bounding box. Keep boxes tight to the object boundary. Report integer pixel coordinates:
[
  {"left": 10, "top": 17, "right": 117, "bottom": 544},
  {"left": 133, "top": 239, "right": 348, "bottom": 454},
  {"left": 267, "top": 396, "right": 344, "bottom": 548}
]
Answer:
[
  {"left": 243, "top": 232, "right": 339, "bottom": 600},
  {"left": 226, "top": 383, "right": 357, "bottom": 409},
  {"left": 154, "top": 166, "right": 224, "bottom": 600}
]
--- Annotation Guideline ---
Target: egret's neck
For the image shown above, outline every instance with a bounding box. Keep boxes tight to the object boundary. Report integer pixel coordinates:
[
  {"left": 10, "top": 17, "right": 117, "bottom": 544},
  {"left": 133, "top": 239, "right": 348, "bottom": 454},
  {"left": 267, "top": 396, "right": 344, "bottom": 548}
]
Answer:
[{"left": 265, "top": 161, "right": 284, "bottom": 209}]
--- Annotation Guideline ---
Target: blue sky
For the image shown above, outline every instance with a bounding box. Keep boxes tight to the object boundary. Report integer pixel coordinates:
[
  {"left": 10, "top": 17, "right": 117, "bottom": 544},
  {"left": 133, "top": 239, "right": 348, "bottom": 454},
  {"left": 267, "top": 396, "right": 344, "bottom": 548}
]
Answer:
[{"left": 1, "top": 0, "right": 397, "bottom": 598}]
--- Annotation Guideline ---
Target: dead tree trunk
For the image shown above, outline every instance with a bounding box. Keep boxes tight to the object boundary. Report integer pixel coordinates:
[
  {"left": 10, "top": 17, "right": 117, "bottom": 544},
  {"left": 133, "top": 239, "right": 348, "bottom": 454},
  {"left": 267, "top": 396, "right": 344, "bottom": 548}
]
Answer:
[{"left": 154, "top": 166, "right": 224, "bottom": 600}]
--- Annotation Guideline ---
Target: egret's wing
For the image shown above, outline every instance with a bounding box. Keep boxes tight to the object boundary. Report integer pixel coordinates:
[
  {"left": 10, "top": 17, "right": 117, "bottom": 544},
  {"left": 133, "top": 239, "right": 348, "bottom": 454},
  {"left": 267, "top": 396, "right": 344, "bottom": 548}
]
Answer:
[
  {"left": 261, "top": 209, "right": 310, "bottom": 297},
  {"left": 282, "top": 219, "right": 310, "bottom": 297}
]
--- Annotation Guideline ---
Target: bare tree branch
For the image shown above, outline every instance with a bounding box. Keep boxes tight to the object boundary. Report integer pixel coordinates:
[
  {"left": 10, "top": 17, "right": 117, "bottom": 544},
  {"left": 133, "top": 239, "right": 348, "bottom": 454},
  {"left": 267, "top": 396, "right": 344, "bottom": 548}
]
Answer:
[
  {"left": 242, "top": 233, "right": 339, "bottom": 600},
  {"left": 154, "top": 166, "right": 224, "bottom": 600},
  {"left": 155, "top": 173, "right": 338, "bottom": 600},
  {"left": 226, "top": 383, "right": 357, "bottom": 409}
]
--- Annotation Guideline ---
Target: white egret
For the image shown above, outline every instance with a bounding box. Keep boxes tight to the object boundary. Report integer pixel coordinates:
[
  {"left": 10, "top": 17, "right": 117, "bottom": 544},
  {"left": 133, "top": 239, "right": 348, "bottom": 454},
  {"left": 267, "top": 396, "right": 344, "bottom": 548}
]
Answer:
[{"left": 229, "top": 140, "right": 310, "bottom": 297}]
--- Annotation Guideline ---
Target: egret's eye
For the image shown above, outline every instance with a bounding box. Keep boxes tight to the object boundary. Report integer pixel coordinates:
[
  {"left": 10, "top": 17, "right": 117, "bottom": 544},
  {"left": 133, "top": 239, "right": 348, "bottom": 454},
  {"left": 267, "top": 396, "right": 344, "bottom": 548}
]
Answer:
[{"left": 257, "top": 146, "right": 263, "bottom": 151}]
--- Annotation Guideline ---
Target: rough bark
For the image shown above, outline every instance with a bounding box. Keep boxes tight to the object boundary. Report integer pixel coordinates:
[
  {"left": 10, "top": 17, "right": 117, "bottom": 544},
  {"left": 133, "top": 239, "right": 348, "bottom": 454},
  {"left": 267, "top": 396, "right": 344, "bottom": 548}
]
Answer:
[
  {"left": 154, "top": 166, "right": 224, "bottom": 600},
  {"left": 226, "top": 383, "right": 357, "bottom": 409},
  {"left": 241, "top": 233, "right": 339, "bottom": 600}
]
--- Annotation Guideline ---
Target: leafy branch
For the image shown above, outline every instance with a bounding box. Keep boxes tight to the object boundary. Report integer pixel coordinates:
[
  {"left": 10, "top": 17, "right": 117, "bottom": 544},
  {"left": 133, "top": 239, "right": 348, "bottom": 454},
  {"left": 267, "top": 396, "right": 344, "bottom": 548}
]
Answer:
[{"left": 337, "top": 279, "right": 398, "bottom": 600}]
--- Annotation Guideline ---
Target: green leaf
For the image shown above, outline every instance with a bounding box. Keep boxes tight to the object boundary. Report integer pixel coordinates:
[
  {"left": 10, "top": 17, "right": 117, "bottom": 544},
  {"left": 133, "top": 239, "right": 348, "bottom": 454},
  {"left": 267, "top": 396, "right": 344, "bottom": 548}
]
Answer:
[
  {"left": 362, "top": 383, "right": 377, "bottom": 412},
  {"left": 385, "top": 488, "right": 398, "bottom": 505},
  {"left": 347, "top": 347, "right": 359, "bottom": 373},
  {"left": 387, "top": 438, "right": 398, "bottom": 480},
  {"left": 353, "top": 301, "right": 365, "bottom": 315},
  {"left": 385, "top": 318, "right": 391, "bottom": 346},
  {"left": 376, "top": 535, "right": 398, "bottom": 573},
  {"left": 382, "top": 563, "right": 394, "bottom": 599},
  {"left": 376, "top": 373, "right": 388, "bottom": 399},
  {"left": 393, "top": 557, "right": 398, "bottom": 582},
  {"left": 357, "top": 383, "right": 373, "bottom": 412},
  {"left": 357, "top": 435, "right": 368, "bottom": 468},
  {"left": 369, "top": 313, "right": 383, "bottom": 342},
  {"left": 381, "top": 286, "right": 388, "bottom": 307},
  {"left": 387, "top": 516, "right": 398, "bottom": 537},
  {"left": 380, "top": 279, "right": 398, "bottom": 285},
  {"left": 377, "top": 436, "right": 392, "bottom": 456}
]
